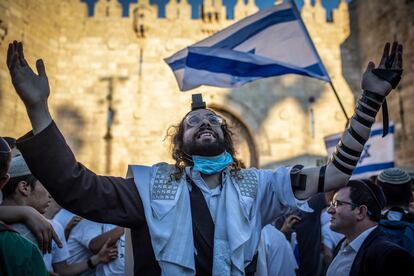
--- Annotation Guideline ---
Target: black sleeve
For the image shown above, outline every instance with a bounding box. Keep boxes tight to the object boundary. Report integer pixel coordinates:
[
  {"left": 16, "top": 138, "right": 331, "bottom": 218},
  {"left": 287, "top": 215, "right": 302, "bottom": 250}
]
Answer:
[
  {"left": 377, "top": 245, "right": 414, "bottom": 276},
  {"left": 17, "top": 122, "right": 145, "bottom": 229},
  {"left": 308, "top": 193, "right": 328, "bottom": 213}
]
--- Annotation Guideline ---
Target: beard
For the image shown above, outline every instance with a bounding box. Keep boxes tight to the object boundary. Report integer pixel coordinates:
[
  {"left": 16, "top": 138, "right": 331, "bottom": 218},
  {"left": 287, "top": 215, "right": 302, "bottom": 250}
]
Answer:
[{"left": 184, "top": 137, "right": 226, "bottom": 156}]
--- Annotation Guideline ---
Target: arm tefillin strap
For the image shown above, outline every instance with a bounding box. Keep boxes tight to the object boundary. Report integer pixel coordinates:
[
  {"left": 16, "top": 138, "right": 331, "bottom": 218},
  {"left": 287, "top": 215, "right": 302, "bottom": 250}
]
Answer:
[
  {"left": 331, "top": 91, "right": 378, "bottom": 176},
  {"left": 356, "top": 91, "right": 384, "bottom": 115},
  {"left": 318, "top": 165, "right": 326, "bottom": 193},
  {"left": 290, "top": 164, "right": 326, "bottom": 193},
  {"left": 338, "top": 141, "right": 360, "bottom": 157},
  {"left": 332, "top": 157, "right": 354, "bottom": 175},
  {"left": 370, "top": 68, "right": 403, "bottom": 137},
  {"left": 331, "top": 141, "right": 361, "bottom": 176},
  {"left": 348, "top": 127, "right": 367, "bottom": 146},
  {"left": 330, "top": 82, "right": 394, "bottom": 176},
  {"left": 290, "top": 165, "right": 307, "bottom": 191}
]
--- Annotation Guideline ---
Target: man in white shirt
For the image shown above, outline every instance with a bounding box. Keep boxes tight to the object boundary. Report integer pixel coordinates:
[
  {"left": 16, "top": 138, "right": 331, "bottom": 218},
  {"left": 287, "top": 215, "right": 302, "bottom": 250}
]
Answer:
[
  {"left": 62, "top": 217, "right": 125, "bottom": 276},
  {"left": 1, "top": 156, "right": 118, "bottom": 275},
  {"left": 256, "top": 224, "right": 298, "bottom": 276},
  {"left": 326, "top": 179, "right": 414, "bottom": 276}
]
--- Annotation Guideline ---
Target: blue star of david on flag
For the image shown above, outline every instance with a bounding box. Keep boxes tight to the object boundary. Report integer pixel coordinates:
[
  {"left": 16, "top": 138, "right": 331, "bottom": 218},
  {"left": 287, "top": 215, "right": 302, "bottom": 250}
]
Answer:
[{"left": 358, "top": 145, "right": 371, "bottom": 164}]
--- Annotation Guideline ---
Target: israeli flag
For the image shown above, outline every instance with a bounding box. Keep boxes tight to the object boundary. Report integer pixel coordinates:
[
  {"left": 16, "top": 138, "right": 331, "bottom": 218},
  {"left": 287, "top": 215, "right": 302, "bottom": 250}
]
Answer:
[
  {"left": 324, "top": 122, "right": 395, "bottom": 180},
  {"left": 165, "top": 1, "right": 330, "bottom": 91}
]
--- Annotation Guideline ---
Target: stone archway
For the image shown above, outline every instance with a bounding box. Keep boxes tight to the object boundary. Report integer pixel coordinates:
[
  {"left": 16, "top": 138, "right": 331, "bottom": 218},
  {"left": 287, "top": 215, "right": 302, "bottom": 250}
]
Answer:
[{"left": 210, "top": 107, "right": 258, "bottom": 168}]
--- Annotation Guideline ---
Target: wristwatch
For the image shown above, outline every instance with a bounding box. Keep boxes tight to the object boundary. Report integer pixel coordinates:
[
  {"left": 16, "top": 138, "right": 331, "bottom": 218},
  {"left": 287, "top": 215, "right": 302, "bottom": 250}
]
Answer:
[{"left": 87, "top": 258, "right": 96, "bottom": 269}]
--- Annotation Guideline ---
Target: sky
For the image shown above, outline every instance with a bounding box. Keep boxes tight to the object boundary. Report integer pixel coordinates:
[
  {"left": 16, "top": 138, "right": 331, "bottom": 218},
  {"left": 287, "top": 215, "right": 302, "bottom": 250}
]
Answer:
[{"left": 82, "top": 0, "right": 350, "bottom": 20}]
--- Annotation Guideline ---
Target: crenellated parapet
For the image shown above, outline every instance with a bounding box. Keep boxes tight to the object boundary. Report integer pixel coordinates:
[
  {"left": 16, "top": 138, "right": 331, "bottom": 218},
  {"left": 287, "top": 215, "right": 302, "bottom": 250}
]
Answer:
[
  {"left": 94, "top": 0, "right": 123, "bottom": 18},
  {"left": 166, "top": 0, "right": 191, "bottom": 20},
  {"left": 201, "top": 0, "right": 227, "bottom": 23},
  {"left": 131, "top": 0, "right": 158, "bottom": 38},
  {"left": 233, "top": 0, "right": 258, "bottom": 21},
  {"left": 332, "top": 0, "right": 350, "bottom": 36}
]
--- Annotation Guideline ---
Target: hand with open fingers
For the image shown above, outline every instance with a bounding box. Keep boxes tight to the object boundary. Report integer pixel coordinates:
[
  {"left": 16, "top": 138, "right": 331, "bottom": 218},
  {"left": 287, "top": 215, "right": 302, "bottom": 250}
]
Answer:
[
  {"left": 97, "top": 238, "right": 118, "bottom": 264},
  {"left": 24, "top": 207, "right": 63, "bottom": 254},
  {"left": 6, "top": 40, "right": 50, "bottom": 108},
  {"left": 361, "top": 41, "right": 403, "bottom": 96}
]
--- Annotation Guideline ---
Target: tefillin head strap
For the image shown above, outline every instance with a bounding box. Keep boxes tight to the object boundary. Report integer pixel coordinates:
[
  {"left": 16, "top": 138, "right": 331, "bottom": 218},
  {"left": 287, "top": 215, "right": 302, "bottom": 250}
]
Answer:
[{"left": 191, "top": 94, "right": 206, "bottom": 111}]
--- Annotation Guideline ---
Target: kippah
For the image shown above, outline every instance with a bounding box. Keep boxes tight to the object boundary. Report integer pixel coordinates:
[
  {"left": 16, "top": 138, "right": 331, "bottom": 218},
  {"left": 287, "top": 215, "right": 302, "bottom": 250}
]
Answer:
[
  {"left": 377, "top": 168, "right": 411, "bottom": 185},
  {"left": 0, "top": 137, "right": 11, "bottom": 154},
  {"left": 9, "top": 155, "right": 32, "bottom": 178}
]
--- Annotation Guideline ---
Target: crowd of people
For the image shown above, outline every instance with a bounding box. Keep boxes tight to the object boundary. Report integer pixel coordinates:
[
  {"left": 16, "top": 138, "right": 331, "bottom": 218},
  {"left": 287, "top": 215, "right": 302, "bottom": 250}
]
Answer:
[{"left": 0, "top": 40, "right": 413, "bottom": 275}]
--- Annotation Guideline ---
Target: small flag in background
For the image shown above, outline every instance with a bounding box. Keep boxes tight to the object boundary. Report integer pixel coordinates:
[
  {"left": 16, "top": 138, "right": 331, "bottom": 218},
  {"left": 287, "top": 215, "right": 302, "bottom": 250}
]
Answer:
[
  {"left": 165, "top": 1, "right": 330, "bottom": 91},
  {"left": 324, "top": 122, "right": 395, "bottom": 180}
]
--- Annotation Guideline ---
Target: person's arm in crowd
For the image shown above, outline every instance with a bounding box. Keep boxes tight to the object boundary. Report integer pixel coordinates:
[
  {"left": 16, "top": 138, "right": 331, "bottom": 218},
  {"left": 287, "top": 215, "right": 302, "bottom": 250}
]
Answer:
[
  {"left": 6, "top": 41, "right": 145, "bottom": 228},
  {"left": 322, "top": 244, "right": 334, "bottom": 266},
  {"left": 52, "top": 238, "right": 118, "bottom": 276},
  {"left": 0, "top": 205, "right": 62, "bottom": 253},
  {"left": 291, "top": 42, "right": 403, "bottom": 199},
  {"left": 64, "top": 216, "right": 82, "bottom": 240},
  {"left": 89, "top": 226, "right": 124, "bottom": 254},
  {"left": 279, "top": 214, "right": 301, "bottom": 241}
]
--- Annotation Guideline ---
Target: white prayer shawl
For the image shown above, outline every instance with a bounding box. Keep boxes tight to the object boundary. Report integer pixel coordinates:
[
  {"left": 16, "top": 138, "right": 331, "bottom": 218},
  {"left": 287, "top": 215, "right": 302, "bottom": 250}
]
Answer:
[{"left": 127, "top": 163, "right": 310, "bottom": 276}]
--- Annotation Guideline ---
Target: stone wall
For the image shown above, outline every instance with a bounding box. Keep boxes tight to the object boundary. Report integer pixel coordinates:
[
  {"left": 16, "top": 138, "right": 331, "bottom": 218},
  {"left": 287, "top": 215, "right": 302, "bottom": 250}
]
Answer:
[
  {"left": 347, "top": 0, "right": 414, "bottom": 170},
  {"left": 0, "top": 0, "right": 62, "bottom": 138},
  {"left": 0, "top": 0, "right": 355, "bottom": 175}
]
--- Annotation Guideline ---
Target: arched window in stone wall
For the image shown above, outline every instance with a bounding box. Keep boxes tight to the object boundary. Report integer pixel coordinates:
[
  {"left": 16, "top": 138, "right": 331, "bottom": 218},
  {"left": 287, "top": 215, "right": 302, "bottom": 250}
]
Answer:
[{"left": 211, "top": 107, "right": 258, "bottom": 168}]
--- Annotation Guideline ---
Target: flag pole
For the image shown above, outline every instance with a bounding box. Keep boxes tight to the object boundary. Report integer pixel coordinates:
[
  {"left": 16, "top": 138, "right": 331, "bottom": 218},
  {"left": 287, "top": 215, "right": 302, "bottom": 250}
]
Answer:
[{"left": 329, "top": 81, "right": 350, "bottom": 124}]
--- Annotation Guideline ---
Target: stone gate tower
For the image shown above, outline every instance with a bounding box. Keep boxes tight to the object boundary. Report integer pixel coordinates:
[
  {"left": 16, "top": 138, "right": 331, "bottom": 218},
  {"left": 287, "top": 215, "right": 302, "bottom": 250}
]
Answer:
[{"left": 0, "top": 0, "right": 355, "bottom": 176}]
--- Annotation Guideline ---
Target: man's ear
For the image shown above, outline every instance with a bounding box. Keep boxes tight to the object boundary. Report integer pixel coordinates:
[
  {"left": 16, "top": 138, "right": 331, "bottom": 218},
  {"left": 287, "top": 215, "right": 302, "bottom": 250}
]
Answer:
[
  {"left": 17, "top": 181, "right": 31, "bottom": 197},
  {"left": 0, "top": 174, "right": 10, "bottom": 189},
  {"left": 356, "top": 205, "right": 370, "bottom": 221}
]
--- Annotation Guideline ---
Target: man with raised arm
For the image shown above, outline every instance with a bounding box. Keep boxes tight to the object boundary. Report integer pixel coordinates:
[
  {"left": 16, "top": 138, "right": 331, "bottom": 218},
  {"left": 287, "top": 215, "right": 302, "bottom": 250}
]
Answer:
[{"left": 6, "top": 40, "right": 403, "bottom": 275}]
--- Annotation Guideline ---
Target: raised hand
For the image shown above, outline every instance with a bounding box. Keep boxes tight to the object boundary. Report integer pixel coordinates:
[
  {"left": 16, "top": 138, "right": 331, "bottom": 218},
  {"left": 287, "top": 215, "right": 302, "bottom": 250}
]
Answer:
[
  {"left": 7, "top": 41, "right": 50, "bottom": 108},
  {"left": 361, "top": 41, "right": 403, "bottom": 96},
  {"left": 6, "top": 41, "right": 52, "bottom": 133},
  {"left": 280, "top": 214, "right": 301, "bottom": 238}
]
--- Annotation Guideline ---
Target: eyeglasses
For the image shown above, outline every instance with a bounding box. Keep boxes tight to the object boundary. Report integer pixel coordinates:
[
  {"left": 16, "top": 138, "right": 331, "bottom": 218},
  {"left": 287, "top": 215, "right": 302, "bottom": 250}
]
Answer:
[
  {"left": 329, "top": 199, "right": 359, "bottom": 209},
  {"left": 185, "top": 113, "right": 224, "bottom": 127},
  {"left": 329, "top": 199, "right": 373, "bottom": 215}
]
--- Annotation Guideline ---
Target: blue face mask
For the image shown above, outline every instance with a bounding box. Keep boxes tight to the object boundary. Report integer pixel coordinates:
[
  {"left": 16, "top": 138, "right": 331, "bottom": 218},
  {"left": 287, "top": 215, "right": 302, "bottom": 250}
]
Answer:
[{"left": 192, "top": 151, "right": 234, "bottom": 175}]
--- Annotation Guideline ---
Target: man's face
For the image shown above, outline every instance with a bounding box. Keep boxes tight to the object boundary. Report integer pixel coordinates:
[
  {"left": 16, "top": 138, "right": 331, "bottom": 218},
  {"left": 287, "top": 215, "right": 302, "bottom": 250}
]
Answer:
[
  {"left": 182, "top": 109, "right": 226, "bottom": 156},
  {"left": 327, "top": 187, "right": 358, "bottom": 235},
  {"left": 26, "top": 181, "right": 51, "bottom": 214}
]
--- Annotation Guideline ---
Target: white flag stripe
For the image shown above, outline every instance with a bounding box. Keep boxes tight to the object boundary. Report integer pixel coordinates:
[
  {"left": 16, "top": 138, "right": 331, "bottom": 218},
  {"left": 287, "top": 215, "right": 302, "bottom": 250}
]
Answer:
[
  {"left": 164, "top": 3, "right": 294, "bottom": 66},
  {"left": 180, "top": 47, "right": 327, "bottom": 90},
  {"left": 165, "top": 1, "right": 330, "bottom": 91},
  {"left": 233, "top": 22, "right": 319, "bottom": 67}
]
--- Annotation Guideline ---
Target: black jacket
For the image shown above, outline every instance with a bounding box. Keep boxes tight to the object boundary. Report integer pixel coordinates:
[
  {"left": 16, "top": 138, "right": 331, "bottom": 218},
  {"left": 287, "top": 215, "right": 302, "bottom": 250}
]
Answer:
[{"left": 333, "top": 227, "right": 414, "bottom": 276}]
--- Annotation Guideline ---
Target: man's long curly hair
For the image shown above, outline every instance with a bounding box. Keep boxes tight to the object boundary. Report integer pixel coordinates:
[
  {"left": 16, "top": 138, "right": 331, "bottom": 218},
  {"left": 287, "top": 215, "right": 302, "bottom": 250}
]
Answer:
[{"left": 167, "top": 109, "right": 243, "bottom": 180}]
